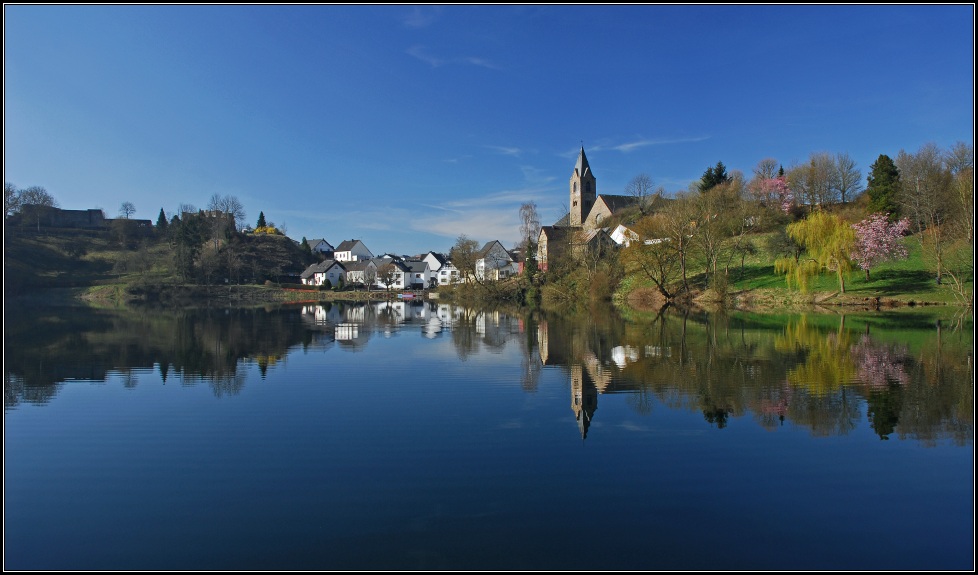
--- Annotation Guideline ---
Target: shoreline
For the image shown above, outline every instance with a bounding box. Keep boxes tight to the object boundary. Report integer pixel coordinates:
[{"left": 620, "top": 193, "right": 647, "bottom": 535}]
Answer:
[{"left": 7, "top": 283, "right": 971, "bottom": 317}]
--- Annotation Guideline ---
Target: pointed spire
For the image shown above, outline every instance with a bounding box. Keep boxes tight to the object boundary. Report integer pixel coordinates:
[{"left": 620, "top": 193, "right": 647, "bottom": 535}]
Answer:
[{"left": 574, "top": 146, "right": 591, "bottom": 177}]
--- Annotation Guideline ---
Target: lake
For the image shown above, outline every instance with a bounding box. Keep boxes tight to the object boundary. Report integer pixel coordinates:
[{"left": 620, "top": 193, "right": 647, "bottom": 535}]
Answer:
[{"left": 3, "top": 299, "right": 974, "bottom": 570}]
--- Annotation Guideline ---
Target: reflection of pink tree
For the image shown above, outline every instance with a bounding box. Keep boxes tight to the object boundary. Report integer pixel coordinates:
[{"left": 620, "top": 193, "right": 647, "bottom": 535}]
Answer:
[
  {"left": 851, "top": 334, "right": 910, "bottom": 388},
  {"left": 850, "top": 213, "right": 910, "bottom": 280}
]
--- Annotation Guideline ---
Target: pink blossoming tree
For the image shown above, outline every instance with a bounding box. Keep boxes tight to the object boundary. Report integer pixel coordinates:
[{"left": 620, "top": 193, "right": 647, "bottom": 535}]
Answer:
[
  {"left": 749, "top": 176, "right": 794, "bottom": 214},
  {"left": 850, "top": 213, "right": 911, "bottom": 280}
]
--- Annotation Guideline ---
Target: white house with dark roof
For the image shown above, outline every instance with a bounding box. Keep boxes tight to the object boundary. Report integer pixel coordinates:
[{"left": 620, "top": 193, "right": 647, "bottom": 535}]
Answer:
[
  {"left": 343, "top": 259, "right": 379, "bottom": 287},
  {"left": 475, "top": 240, "right": 517, "bottom": 281},
  {"left": 373, "top": 257, "right": 410, "bottom": 290},
  {"left": 334, "top": 239, "right": 374, "bottom": 262},
  {"left": 402, "top": 259, "right": 432, "bottom": 289},
  {"left": 305, "top": 238, "right": 335, "bottom": 256},
  {"left": 300, "top": 260, "right": 346, "bottom": 286}
]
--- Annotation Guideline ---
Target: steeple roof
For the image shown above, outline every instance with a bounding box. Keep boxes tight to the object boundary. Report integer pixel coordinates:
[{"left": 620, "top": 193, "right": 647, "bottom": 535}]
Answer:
[{"left": 574, "top": 147, "right": 591, "bottom": 177}]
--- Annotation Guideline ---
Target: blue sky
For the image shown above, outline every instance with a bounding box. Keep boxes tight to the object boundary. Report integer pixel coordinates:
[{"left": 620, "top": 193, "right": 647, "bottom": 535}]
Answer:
[{"left": 4, "top": 5, "right": 974, "bottom": 256}]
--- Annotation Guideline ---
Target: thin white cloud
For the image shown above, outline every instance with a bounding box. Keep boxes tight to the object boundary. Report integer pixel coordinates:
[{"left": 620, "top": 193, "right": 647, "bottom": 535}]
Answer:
[
  {"left": 486, "top": 145, "right": 522, "bottom": 157},
  {"left": 571, "top": 136, "right": 712, "bottom": 156},
  {"left": 406, "top": 45, "right": 499, "bottom": 70},
  {"left": 402, "top": 6, "right": 439, "bottom": 28},
  {"left": 406, "top": 45, "right": 444, "bottom": 67}
]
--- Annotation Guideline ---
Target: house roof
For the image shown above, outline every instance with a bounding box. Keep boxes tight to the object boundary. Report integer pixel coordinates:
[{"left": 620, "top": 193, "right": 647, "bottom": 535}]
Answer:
[
  {"left": 477, "top": 240, "right": 510, "bottom": 260},
  {"left": 335, "top": 239, "right": 363, "bottom": 252},
  {"left": 404, "top": 260, "right": 429, "bottom": 273},
  {"left": 553, "top": 212, "right": 570, "bottom": 227},
  {"left": 300, "top": 259, "right": 344, "bottom": 279},
  {"left": 540, "top": 225, "right": 572, "bottom": 238},
  {"left": 343, "top": 260, "right": 375, "bottom": 272}
]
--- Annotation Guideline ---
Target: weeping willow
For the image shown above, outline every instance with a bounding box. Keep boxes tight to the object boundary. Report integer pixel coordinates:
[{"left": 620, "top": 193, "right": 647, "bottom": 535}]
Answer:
[{"left": 775, "top": 210, "right": 856, "bottom": 293}]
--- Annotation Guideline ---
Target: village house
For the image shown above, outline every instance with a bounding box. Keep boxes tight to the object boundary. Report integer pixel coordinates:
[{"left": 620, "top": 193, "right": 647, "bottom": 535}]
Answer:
[
  {"left": 475, "top": 240, "right": 518, "bottom": 281},
  {"left": 300, "top": 259, "right": 346, "bottom": 286},
  {"left": 305, "top": 238, "right": 334, "bottom": 257},
  {"left": 333, "top": 239, "right": 374, "bottom": 262}
]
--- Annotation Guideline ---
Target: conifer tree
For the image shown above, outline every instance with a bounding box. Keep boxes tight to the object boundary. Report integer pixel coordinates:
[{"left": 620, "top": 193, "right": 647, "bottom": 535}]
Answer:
[{"left": 866, "top": 154, "right": 901, "bottom": 217}]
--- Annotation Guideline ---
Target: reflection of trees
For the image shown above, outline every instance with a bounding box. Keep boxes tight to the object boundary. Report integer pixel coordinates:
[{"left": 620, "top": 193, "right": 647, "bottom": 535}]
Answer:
[
  {"left": 4, "top": 303, "right": 317, "bottom": 406},
  {"left": 544, "top": 305, "right": 972, "bottom": 443}
]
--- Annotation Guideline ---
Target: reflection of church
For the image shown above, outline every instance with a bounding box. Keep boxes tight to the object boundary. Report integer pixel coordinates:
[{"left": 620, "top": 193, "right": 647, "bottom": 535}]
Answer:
[{"left": 538, "top": 318, "right": 628, "bottom": 440}]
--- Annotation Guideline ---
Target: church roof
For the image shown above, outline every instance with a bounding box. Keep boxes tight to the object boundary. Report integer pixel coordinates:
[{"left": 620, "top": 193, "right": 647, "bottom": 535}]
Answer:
[
  {"left": 595, "top": 194, "right": 641, "bottom": 213},
  {"left": 574, "top": 147, "right": 591, "bottom": 177}
]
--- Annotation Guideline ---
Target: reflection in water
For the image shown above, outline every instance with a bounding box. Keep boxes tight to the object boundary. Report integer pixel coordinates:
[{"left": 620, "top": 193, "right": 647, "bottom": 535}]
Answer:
[{"left": 4, "top": 300, "right": 973, "bottom": 444}]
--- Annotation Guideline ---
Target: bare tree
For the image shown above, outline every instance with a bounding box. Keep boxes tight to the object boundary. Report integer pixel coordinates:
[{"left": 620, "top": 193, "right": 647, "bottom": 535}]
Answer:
[
  {"left": 752, "top": 158, "right": 780, "bottom": 181},
  {"left": 376, "top": 261, "right": 398, "bottom": 291},
  {"left": 834, "top": 152, "right": 862, "bottom": 204},
  {"left": 119, "top": 201, "right": 136, "bottom": 219},
  {"left": 518, "top": 201, "right": 541, "bottom": 252},
  {"left": 4, "top": 182, "right": 20, "bottom": 218},
  {"left": 896, "top": 143, "right": 955, "bottom": 283},
  {"left": 208, "top": 193, "right": 246, "bottom": 231},
  {"left": 788, "top": 153, "right": 838, "bottom": 209},
  {"left": 625, "top": 173, "right": 663, "bottom": 214},
  {"left": 10, "top": 185, "right": 59, "bottom": 230},
  {"left": 449, "top": 234, "right": 481, "bottom": 285}
]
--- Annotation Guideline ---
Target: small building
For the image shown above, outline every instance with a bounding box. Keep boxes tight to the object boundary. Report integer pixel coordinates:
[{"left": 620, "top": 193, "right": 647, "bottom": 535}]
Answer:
[{"left": 333, "top": 239, "right": 374, "bottom": 262}]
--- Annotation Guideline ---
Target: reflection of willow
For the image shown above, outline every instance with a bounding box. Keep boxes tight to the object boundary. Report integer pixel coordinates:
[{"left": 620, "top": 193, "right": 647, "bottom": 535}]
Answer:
[
  {"left": 774, "top": 316, "right": 862, "bottom": 435},
  {"left": 777, "top": 316, "right": 858, "bottom": 396}
]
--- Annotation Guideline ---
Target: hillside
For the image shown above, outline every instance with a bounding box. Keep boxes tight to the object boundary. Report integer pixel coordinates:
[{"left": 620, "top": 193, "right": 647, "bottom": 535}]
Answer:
[{"left": 3, "top": 226, "right": 316, "bottom": 300}]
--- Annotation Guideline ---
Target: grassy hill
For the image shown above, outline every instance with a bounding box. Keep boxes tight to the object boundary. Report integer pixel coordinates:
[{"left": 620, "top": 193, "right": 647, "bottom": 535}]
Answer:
[
  {"left": 618, "top": 230, "right": 973, "bottom": 312},
  {"left": 4, "top": 226, "right": 316, "bottom": 302}
]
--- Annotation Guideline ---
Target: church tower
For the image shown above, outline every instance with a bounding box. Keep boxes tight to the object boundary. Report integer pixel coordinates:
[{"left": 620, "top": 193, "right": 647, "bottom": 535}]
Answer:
[{"left": 569, "top": 147, "right": 596, "bottom": 227}]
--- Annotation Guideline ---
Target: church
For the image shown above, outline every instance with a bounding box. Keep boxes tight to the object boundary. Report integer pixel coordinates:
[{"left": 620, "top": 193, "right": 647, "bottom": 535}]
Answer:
[{"left": 536, "top": 147, "right": 642, "bottom": 270}]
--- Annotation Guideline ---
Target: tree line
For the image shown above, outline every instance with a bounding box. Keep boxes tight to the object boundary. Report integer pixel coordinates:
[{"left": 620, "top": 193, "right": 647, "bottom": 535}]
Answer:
[{"left": 516, "top": 142, "right": 973, "bottom": 309}]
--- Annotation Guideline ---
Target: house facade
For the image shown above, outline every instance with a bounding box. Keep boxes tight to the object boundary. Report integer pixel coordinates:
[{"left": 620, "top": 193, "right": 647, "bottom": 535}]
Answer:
[
  {"left": 333, "top": 239, "right": 374, "bottom": 262},
  {"left": 305, "top": 238, "right": 335, "bottom": 256},
  {"left": 475, "top": 240, "right": 517, "bottom": 281},
  {"left": 300, "top": 260, "right": 346, "bottom": 286}
]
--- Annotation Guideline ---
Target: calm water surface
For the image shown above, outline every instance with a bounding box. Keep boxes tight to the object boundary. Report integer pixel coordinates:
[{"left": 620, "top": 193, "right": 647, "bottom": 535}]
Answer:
[{"left": 4, "top": 300, "right": 974, "bottom": 570}]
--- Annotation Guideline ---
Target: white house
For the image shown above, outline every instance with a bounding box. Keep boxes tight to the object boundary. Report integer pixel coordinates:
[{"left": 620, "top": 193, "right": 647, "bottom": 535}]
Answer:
[
  {"left": 402, "top": 259, "right": 432, "bottom": 289},
  {"left": 373, "top": 258, "right": 410, "bottom": 291},
  {"left": 610, "top": 224, "right": 640, "bottom": 247},
  {"left": 344, "top": 260, "right": 379, "bottom": 287},
  {"left": 305, "top": 238, "right": 335, "bottom": 256},
  {"left": 475, "top": 240, "right": 518, "bottom": 281},
  {"left": 300, "top": 260, "right": 346, "bottom": 286},
  {"left": 333, "top": 239, "right": 374, "bottom": 262}
]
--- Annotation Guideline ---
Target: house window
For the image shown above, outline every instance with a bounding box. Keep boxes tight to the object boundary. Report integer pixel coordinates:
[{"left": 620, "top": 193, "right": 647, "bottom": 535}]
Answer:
[{"left": 416, "top": 273, "right": 421, "bottom": 278}]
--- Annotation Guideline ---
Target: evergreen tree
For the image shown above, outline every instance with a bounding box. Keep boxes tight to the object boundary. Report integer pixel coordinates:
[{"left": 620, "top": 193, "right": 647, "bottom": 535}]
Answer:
[
  {"left": 699, "top": 161, "right": 730, "bottom": 192},
  {"left": 257, "top": 211, "right": 267, "bottom": 228},
  {"left": 301, "top": 236, "right": 313, "bottom": 256},
  {"left": 156, "top": 208, "right": 169, "bottom": 231},
  {"left": 866, "top": 154, "right": 901, "bottom": 217}
]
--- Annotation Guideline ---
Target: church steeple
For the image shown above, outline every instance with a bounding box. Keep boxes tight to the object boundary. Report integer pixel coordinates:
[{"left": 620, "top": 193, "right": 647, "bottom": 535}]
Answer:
[{"left": 569, "top": 146, "right": 596, "bottom": 227}]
